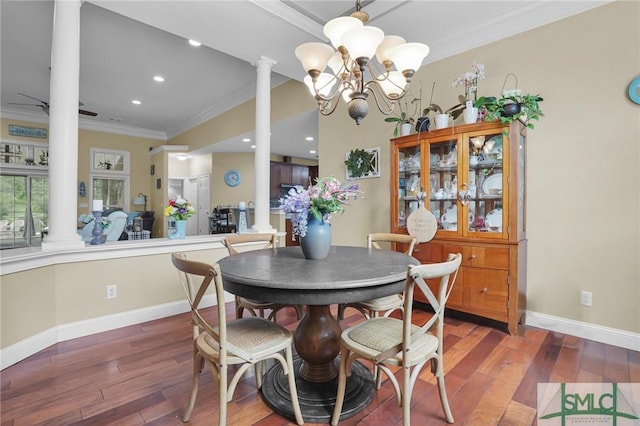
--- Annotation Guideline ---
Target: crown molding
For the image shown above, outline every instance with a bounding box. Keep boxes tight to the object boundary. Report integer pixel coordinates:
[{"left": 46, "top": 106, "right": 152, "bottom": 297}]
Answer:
[{"left": 0, "top": 107, "right": 167, "bottom": 141}]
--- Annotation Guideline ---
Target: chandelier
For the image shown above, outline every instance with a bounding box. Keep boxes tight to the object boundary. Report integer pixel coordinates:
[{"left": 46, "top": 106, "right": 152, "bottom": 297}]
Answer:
[{"left": 295, "top": 1, "right": 429, "bottom": 125}]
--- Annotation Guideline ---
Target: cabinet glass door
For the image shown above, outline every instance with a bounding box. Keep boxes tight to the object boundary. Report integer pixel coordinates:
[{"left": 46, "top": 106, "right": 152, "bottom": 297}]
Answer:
[
  {"left": 467, "top": 132, "right": 504, "bottom": 234},
  {"left": 428, "top": 138, "right": 459, "bottom": 232},
  {"left": 397, "top": 144, "right": 421, "bottom": 228}
]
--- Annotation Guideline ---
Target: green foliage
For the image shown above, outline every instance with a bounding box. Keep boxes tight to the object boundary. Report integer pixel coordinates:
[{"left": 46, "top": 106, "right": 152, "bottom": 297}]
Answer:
[{"left": 476, "top": 94, "right": 544, "bottom": 130}]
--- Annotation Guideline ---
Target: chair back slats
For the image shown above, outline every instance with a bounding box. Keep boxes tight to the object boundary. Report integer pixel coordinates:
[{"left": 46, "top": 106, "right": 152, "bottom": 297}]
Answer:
[
  {"left": 367, "top": 232, "right": 417, "bottom": 256},
  {"left": 403, "top": 253, "right": 462, "bottom": 355},
  {"left": 171, "top": 253, "right": 228, "bottom": 358},
  {"left": 222, "top": 233, "right": 277, "bottom": 255}
]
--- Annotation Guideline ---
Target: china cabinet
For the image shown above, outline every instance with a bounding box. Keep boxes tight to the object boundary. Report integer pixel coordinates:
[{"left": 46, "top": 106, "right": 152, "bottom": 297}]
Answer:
[{"left": 390, "top": 121, "right": 527, "bottom": 335}]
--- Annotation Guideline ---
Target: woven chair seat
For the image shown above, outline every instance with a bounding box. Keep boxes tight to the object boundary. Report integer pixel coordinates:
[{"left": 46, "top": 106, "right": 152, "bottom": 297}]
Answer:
[
  {"left": 351, "top": 294, "right": 403, "bottom": 312},
  {"left": 342, "top": 317, "right": 438, "bottom": 366},
  {"left": 201, "top": 317, "right": 292, "bottom": 361}
]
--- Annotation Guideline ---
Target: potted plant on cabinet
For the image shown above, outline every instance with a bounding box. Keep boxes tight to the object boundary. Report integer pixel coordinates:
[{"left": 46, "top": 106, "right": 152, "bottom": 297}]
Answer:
[
  {"left": 476, "top": 93, "right": 544, "bottom": 130},
  {"left": 385, "top": 95, "right": 420, "bottom": 137}
]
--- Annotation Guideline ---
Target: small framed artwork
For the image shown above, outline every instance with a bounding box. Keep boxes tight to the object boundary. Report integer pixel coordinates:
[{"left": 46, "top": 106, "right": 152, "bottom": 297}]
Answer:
[
  {"left": 150, "top": 164, "right": 155, "bottom": 175},
  {"left": 345, "top": 147, "right": 380, "bottom": 180},
  {"left": 156, "top": 178, "right": 162, "bottom": 189}
]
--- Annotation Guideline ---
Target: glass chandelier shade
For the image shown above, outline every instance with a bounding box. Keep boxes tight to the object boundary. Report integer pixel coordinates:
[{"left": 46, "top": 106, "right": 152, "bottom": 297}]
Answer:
[{"left": 295, "top": 1, "right": 429, "bottom": 125}]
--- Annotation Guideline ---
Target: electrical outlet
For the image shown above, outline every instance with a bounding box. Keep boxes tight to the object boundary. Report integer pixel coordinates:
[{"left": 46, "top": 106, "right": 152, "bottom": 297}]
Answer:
[
  {"left": 106, "top": 284, "right": 117, "bottom": 299},
  {"left": 580, "top": 290, "right": 592, "bottom": 307}
]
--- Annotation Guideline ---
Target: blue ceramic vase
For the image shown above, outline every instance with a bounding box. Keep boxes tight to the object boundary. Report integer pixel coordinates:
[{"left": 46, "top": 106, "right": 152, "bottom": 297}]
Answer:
[
  {"left": 168, "top": 219, "right": 187, "bottom": 239},
  {"left": 300, "top": 215, "right": 331, "bottom": 260}
]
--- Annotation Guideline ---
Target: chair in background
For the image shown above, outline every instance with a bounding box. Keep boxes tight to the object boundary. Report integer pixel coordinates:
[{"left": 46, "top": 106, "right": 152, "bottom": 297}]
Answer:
[
  {"left": 331, "top": 253, "right": 462, "bottom": 426},
  {"left": 171, "top": 253, "right": 303, "bottom": 426},
  {"left": 337, "top": 233, "right": 418, "bottom": 321},
  {"left": 222, "top": 233, "right": 303, "bottom": 321}
]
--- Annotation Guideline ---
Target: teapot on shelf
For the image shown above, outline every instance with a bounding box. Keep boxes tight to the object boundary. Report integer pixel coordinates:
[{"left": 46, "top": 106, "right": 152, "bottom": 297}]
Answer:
[{"left": 432, "top": 188, "right": 446, "bottom": 199}]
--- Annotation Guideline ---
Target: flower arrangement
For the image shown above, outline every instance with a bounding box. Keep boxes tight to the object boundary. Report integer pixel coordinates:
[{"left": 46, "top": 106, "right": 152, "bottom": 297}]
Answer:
[
  {"left": 164, "top": 198, "right": 195, "bottom": 220},
  {"left": 453, "top": 62, "right": 485, "bottom": 101},
  {"left": 78, "top": 213, "right": 111, "bottom": 230},
  {"left": 279, "top": 176, "right": 361, "bottom": 237}
]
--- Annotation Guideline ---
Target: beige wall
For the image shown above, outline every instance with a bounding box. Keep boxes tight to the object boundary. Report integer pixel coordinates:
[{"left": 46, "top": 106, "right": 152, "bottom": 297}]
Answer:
[{"left": 320, "top": 2, "right": 640, "bottom": 333}]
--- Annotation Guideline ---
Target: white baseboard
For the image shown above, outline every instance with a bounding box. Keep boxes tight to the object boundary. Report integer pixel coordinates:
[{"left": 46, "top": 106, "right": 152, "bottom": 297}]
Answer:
[
  {"left": 526, "top": 310, "right": 640, "bottom": 351},
  {"left": 4, "top": 303, "right": 636, "bottom": 370},
  {"left": 1, "top": 293, "right": 230, "bottom": 370}
]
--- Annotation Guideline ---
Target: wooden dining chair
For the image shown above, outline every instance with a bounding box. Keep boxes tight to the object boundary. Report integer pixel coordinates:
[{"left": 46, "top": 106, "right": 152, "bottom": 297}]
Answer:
[
  {"left": 337, "top": 233, "right": 418, "bottom": 321},
  {"left": 331, "top": 253, "right": 462, "bottom": 426},
  {"left": 222, "top": 233, "right": 303, "bottom": 321},
  {"left": 171, "top": 252, "right": 304, "bottom": 426}
]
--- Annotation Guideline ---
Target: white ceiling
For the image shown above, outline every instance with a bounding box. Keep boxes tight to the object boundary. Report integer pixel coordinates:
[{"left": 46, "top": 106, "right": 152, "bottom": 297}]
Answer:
[{"left": 0, "top": 0, "right": 609, "bottom": 160}]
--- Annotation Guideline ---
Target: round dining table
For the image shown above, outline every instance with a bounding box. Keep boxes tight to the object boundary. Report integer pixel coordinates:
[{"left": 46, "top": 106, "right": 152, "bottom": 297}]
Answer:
[{"left": 218, "top": 245, "right": 419, "bottom": 423}]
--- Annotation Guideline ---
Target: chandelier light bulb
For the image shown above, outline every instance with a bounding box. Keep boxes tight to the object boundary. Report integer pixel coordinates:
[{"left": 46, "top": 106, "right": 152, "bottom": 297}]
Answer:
[
  {"left": 341, "top": 26, "right": 384, "bottom": 62},
  {"left": 375, "top": 35, "right": 406, "bottom": 65},
  {"left": 295, "top": 42, "right": 335, "bottom": 73},
  {"left": 323, "top": 16, "right": 362, "bottom": 49},
  {"left": 304, "top": 73, "right": 337, "bottom": 97},
  {"left": 389, "top": 42, "right": 430, "bottom": 75},
  {"left": 377, "top": 71, "right": 408, "bottom": 97}
]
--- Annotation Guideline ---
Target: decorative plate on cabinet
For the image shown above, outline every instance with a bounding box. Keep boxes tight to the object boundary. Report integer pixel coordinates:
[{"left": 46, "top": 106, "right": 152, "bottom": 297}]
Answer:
[
  {"left": 482, "top": 173, "right": 502, "bottom": 195},
  {"left": 486, "top": 208, "right": 502, "bottom": 228}
]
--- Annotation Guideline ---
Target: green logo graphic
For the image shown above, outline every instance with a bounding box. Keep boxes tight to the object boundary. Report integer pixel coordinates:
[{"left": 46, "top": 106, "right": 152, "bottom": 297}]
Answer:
[{"left": 538, "top": 383, "right": 640, "bottom": 425}]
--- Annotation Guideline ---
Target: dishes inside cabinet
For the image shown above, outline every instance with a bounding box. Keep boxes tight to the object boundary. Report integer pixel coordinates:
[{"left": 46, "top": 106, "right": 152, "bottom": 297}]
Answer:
[
  {"left": 486, "top": 208, "right": 502, "bottom": 230},
  {"left": 482, "top": 173, "right": 502, "bottom": 195}
]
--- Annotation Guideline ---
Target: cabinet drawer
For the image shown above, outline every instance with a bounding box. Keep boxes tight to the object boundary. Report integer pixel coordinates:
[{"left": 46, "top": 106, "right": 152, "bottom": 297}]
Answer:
[
  {"left": 443, "top": 244, "right": 509, "bottom": 270},
  {"left": 463, "top": 267, "right": 508, "bottom": 321},
  {"left": 413, "top": 241, "right": 443, "bottom": 263}
]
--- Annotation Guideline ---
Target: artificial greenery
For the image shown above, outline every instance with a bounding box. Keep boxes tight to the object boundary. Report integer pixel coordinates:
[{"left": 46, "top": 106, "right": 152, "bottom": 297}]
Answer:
[
  {"left": 344, "top": 148, "right": 373, "bottom": 178},
  {"left": 475, "top": 93, "right": 544, "bottom": 130}
]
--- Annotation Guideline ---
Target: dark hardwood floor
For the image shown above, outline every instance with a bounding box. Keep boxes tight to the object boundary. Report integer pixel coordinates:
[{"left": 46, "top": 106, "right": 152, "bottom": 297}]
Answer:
[{"left": 2, "top": 303, "right": 638, "bottom": 425}]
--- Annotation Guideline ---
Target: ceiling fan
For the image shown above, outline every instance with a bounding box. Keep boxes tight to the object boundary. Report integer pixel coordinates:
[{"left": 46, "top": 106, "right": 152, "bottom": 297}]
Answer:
[{"left": 8, "top": 93, "right": 98, "bottom": 117}]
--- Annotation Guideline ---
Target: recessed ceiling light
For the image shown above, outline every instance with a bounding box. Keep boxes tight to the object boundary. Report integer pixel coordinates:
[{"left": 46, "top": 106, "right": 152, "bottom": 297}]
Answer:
[
  {"left": 188, "top": 39, "right": 201, "bottom": 47},
  {"left": 305, "top": 136, "right": 314, "bottom": 141},
  {"left": 153, "top": 75, "right": 165, "bottom": 82},
  {"left": 250, "top": 145, "right": 256, "bottom": 149},
  {"left": 242, "top": 138, "right": 251, "bottom": 143},
  {"left": 309, "top": 150, "right": 316, "bottom": 154},
  {"left": 131, "top": 100, "right": 141, "bottom": 105}
]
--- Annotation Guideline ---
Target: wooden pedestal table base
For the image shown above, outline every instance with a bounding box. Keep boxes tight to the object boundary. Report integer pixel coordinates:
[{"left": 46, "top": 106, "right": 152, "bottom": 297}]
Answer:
[{"left": 261, "top": 305, "right": 374, "bottom": 423}]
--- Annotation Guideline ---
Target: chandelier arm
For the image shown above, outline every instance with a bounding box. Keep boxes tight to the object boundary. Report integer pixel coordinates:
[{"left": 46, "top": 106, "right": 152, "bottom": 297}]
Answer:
[
  {"left": 364, "top": 79, "right": 408, "bottom": 103},
  {"left": 317, "top": 97, "right": 341, "bottom": 116},
  {"left": 366, "top": 85, "right": 399, "bottom": 116}
]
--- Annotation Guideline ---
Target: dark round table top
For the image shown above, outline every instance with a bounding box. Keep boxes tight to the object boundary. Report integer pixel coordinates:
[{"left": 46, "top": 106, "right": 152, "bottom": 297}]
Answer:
[{"left": 218, "top": 245, "right": 419, "bottom": 305}]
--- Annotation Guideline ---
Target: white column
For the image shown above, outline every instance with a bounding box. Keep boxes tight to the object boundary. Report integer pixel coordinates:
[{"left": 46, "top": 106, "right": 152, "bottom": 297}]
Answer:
[
  {"left": 251, "top": 56, "right": 276, "bottom": 233},
  {"left": 42, "top": 0, "right": 84, "bottom": 250}
]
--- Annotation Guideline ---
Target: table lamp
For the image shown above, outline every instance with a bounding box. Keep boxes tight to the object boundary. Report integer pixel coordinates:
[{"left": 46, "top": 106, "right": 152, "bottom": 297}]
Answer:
[{"left": 133, "top": 193, "right": 147, "bottom": 211}]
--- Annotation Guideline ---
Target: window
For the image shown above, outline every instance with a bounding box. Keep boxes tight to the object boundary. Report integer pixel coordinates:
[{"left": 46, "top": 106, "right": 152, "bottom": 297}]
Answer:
[
  {"left": 0, "top": 175, "right": 48, "bottom": 249},
  {"left": 89, "top": 148, "right": 130, "bottom": 211}
]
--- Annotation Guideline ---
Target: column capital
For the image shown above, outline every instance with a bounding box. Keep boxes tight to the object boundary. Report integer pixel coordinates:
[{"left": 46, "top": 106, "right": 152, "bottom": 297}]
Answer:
[{"left": 254, "top": 56, "right": 277, "bottom": 68}]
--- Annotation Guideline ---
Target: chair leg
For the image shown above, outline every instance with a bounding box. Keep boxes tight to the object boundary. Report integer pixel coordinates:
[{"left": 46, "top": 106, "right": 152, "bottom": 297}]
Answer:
[
  {"left": 218, "top": 363, "right": 228, "bottom": 426},
  {"left": 183, "top": 351, "right": 202, "bottom": 422},
  {"left": 402, "top": 364, "right": 412, "bottom": 426},
  {"left": 337, "top": 303, "right": 346, "bottom": 321},
  {"left": 285, "top": 345, "right": 304, "bottom": 425},
  {"left": 435, "top": 358, "right": 454, "bottom": 423},
  {"left": 330, "top": 348, "right": 349, "bottom": 425}
]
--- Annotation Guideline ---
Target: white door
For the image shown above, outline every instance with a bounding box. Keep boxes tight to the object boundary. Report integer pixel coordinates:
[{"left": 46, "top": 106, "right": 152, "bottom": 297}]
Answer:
[
  {"left": 198, "top": 175, "right": 211, "bottom": 235},
  {"left": 185, "top": 178, "right": 198, "bottom": 236}
]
